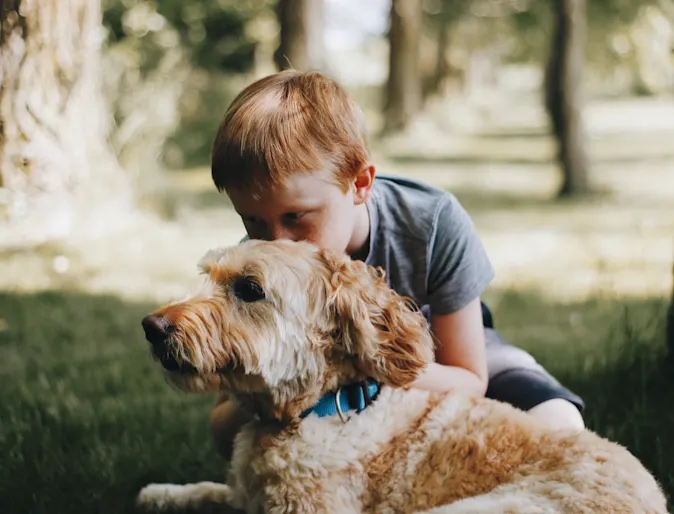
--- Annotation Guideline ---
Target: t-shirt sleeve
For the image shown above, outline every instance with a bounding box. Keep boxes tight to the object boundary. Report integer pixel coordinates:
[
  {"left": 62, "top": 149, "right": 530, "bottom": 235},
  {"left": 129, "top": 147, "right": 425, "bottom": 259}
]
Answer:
[{"left": 426, "top": 195, "right": 494, "bottom": 316}]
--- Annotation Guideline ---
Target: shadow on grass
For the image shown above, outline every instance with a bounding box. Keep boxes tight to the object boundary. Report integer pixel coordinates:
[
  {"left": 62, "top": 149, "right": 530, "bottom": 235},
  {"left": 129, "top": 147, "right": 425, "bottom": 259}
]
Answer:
[{"left": 0, "top": 289, "right": 671, "bottom": 512}]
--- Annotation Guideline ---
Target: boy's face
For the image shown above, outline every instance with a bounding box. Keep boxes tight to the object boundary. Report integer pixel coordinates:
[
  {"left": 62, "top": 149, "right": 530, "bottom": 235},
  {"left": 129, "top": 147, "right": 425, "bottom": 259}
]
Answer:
[{"left": 228, "top": 167, "right": 374, "bottom": 256}]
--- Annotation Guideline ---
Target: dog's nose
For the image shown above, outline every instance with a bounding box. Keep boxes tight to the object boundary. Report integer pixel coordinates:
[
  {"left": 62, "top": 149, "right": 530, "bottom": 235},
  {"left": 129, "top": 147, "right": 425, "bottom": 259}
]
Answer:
[{"left": 142, "top": 314, "right": 171, "bottom": 347}]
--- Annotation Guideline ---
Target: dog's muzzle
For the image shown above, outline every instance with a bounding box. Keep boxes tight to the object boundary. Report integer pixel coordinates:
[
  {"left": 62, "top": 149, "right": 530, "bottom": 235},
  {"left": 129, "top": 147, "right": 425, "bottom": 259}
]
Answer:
[{"left": 141, "top": 314, "right": 195, "bottom": 373}]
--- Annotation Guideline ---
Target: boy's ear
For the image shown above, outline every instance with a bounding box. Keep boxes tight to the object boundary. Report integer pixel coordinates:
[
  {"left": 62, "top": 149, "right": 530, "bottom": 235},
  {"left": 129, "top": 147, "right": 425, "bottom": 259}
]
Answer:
[{"left": 353, "top": 165, "right": 375, "bottom": 205}]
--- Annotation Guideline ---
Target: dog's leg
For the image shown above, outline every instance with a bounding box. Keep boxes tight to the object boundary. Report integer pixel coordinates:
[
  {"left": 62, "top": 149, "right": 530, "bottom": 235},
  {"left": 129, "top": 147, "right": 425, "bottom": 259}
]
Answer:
[{"left": 137, "top": 481, "right": 239, "bottom": 511}]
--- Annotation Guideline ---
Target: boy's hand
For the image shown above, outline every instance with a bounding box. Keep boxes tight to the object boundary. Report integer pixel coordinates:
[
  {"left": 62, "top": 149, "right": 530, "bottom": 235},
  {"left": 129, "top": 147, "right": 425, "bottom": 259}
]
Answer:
[{"left": 414, "top": 297, "right": 489, "bottom": 396}]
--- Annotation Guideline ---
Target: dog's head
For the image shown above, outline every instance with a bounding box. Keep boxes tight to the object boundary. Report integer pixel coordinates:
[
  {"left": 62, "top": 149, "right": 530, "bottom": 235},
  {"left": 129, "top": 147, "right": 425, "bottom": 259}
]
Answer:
[{"left": 141, "top": 239, "right": 434, "bottom": 422}]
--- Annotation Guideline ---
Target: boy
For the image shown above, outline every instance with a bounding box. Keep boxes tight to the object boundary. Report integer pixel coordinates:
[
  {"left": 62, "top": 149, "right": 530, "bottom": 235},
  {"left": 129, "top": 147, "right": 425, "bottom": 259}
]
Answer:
[{"left": 208, "top": 70, "right": 585, "bottom": 461}]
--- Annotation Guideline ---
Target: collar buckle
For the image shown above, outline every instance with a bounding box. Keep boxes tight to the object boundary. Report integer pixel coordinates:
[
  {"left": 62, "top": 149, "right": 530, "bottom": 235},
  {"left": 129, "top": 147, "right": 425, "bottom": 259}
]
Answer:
[{"left": 334, "top": 386, "right": 348, "bottom": 423}]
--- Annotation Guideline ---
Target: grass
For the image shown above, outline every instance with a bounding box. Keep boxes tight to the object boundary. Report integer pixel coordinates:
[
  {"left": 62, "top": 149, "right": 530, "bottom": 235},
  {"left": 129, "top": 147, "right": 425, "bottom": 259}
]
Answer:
[
  {"left": 0, "top": 292, "right": 224, "bottom": 514},
  {"left": 1, "top": 289, "right": 672, "bottom": 513}
]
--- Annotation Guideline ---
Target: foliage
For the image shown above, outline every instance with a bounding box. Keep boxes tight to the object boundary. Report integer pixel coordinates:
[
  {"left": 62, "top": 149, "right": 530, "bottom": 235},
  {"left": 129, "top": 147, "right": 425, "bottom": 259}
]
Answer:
[
  {"left": 424, "top": 0, "right": 663, "bottom": 67},
  {"left": 103, "top": 0, "right": 275, "bottom": 73},
  {"left": 100, "top": 0, "right": 281, "bottom": 170}
]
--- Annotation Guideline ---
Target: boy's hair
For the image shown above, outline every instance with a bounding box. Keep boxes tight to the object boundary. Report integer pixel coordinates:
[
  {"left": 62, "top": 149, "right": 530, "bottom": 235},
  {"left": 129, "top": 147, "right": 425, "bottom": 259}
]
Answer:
[{"left": 211, "top": 70, "right": 370, "bottom": 194}]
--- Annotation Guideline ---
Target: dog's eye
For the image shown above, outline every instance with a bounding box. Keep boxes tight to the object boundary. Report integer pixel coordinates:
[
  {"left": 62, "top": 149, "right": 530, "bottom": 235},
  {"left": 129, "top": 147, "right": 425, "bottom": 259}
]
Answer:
[{"left": 233, "top": 276, "right": 266, "bottom": 303}]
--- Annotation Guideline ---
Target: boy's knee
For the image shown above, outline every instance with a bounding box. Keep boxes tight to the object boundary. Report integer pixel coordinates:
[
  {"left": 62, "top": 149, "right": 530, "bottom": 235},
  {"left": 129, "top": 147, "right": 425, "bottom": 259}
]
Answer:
[
  {"left": 528, "top": 398, "right": 585, "bottom": 434},
  {"left": 210, "top": 394, "right": 252, "bottom": 461}
]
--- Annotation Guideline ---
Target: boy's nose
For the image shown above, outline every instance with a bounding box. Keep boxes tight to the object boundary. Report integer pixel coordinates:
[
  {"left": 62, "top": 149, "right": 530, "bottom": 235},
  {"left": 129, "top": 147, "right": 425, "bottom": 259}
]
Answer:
[{"left": 267, "top": 225, "right": 293, "bottom": 241}]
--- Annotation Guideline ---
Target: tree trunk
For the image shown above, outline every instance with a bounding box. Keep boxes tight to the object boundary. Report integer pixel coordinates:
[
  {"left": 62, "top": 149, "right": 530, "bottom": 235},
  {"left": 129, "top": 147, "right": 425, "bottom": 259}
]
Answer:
[
  {"left": 422, "top": 21, "right": 450, "bottom": 103},
  {"left": 274, "top": 0, "right": 324, "bottom": 71},
  {"left": 384, "top": 0, "right": 422, "bottom": 134},
  {"left": 544, "top": 0, "right": 592, "bottom": 198},
  {"left": 0, "top": 0, "right": 133, "bottom": 248}
]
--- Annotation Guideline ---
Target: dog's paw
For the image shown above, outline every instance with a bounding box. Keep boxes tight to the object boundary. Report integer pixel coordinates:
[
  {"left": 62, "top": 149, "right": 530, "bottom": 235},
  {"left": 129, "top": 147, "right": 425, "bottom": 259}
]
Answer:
[
  {"left": 137, "top": 483, "right": 185, "bottom": 510},
  {"left": 137, "top": 481, "right": 236, "bottom": 511}
]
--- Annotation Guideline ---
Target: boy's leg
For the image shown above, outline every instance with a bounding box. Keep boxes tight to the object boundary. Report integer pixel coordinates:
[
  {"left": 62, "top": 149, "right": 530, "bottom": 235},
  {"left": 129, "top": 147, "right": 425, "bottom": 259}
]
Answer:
[
  {"left": 527, "top": 398, "right": 585, "bottom": 432},
  {"left": 483, "top": 328, "right": 585, "bottom": 433},
  {"left": 210, "top": 393, "right": 254, "bottom": 461}
]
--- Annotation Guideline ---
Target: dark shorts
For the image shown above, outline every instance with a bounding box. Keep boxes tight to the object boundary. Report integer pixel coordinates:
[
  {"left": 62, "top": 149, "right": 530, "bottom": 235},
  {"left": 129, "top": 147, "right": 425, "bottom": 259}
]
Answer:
[{"left": 480, "top": 302, "right": 585, "bottom": 413}]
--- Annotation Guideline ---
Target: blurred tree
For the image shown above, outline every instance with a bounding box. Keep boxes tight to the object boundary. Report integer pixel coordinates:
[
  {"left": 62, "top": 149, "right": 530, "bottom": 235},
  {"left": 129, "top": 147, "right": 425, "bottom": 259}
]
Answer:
[
  {"left": 0, "top": 0, "right": 135, "bottom": 247},
  {"left": 426, "top": 19, "right": 451, "bottom": 99},
  {"left": 101, "top": 0, "right": 280, "bottom": 172},
  {"left": 104, "top": 0, "right": 269, "bottom": 74},
  {"left": 384, "top": 0, "right": 423, "bottom": 134},
  {"left": 273, "top": 0, "right": 324, "bottom": 71},
  {"left": 421, "top": 0, "right": 468, "bottom": 102},
  {"left": 510, "top": 0, "right": 669, "bottom": 96},
  {"left": 545, "top": 0, "right": 592, "bottom": 197},
  {"left": 506, "top": 0, "right": 670, "bottom": 195}
]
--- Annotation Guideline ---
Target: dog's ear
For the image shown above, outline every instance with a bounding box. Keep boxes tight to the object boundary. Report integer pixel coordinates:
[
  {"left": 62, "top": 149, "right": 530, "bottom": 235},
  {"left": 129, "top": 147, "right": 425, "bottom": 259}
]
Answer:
[{"left": 318, "top": 250, "right": 434, "bottom": 388}]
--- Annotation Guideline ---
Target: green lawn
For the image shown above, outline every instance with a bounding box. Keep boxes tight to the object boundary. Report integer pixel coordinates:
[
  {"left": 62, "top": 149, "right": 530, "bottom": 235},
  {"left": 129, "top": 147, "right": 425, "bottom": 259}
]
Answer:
[{"left": 0, "top": 289, "right": 672, "bottom": 513}]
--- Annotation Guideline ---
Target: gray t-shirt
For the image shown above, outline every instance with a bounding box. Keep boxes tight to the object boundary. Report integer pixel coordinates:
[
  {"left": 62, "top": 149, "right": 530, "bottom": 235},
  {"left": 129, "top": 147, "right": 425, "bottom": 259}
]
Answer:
[{"left": 363, "top": 175, "right": 494, "bottom": 319}]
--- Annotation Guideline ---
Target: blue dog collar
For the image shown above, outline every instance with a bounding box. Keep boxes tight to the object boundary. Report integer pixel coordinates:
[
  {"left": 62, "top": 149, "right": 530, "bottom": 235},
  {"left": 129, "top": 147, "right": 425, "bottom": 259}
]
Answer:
[{"left": 301, "top": 379, "right": 381, "bottom": 422}]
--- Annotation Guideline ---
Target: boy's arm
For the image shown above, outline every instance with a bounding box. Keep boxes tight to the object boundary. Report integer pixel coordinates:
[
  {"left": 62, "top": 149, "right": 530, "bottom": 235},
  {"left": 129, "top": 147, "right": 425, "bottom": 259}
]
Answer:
[
  {"left": 411, "top": 297, "right": 488, "bottom": 396},
  {"left": 413, "top": 194, "right": 493, "bottom": 397}
]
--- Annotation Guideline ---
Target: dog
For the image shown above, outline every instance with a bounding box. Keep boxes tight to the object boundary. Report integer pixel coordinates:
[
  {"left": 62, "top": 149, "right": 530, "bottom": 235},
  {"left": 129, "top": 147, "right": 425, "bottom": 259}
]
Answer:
[{"left": 137, "top": 239, "right": 667, "bottom": 513}]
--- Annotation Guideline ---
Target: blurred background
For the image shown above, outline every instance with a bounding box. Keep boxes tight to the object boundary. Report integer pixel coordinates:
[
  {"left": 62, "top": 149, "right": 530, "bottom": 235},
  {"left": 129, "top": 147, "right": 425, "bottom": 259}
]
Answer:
[{"left": 1, "top": 1, "right": 673, "bottom": 512}]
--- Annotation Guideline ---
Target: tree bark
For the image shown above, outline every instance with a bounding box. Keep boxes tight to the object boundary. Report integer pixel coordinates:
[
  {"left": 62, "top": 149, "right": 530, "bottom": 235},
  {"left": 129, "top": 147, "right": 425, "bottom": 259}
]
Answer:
[
  {"left": 544, "top": 0, "right": 592, "bottom": 198},
  {"left": 384, "top": 0, "right": 422, "bottom": 134},
  {"left": 0, "top": 0, "right": 133, "bottom": 247},
  {"left": 274, "top": 0, "right": 324, "bottom": 71}
]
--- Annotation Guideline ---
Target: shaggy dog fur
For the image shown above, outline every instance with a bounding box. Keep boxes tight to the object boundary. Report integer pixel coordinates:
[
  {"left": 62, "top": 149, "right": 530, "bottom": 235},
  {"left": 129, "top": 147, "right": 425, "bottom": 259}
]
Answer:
[{"left": 137, "top": 239, "right": 667, "bottom": 513}]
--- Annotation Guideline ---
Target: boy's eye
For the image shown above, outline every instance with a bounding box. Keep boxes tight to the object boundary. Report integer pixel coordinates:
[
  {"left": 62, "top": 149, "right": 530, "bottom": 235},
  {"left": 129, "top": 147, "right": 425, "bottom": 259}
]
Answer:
[{"left": 283, "top": 212, "right": 306, "bottom": 221}]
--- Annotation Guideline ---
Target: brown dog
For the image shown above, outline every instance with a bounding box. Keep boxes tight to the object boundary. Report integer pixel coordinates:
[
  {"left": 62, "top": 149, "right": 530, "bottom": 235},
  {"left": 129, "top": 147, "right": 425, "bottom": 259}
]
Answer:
[{"left": 137, "top": 239, "right": 667, "bottom": 513}]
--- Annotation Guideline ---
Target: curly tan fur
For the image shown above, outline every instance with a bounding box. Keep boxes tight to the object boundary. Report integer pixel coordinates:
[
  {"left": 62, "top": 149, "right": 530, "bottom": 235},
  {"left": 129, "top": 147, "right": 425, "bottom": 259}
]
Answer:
[
  {"left": 137, "top": 239, "right": 667, "bottom": 514},
  {"left": 318, "top": 249, "right": 434, "bottom": 388}
]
